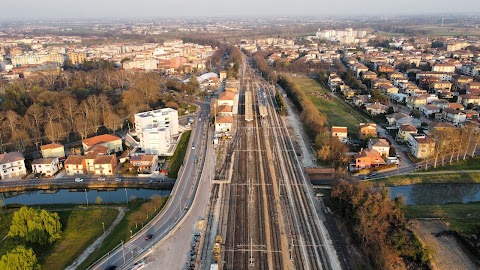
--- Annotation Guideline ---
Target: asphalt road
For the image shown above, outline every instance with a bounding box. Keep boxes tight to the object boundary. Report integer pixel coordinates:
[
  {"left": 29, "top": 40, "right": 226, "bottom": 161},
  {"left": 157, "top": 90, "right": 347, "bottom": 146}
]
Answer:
[{"left": 89, "top": 101, "right": 210, "bottom": 270}]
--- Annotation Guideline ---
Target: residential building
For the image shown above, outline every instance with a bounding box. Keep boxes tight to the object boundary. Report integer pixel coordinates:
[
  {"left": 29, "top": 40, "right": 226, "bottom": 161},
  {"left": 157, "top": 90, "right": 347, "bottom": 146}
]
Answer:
[
  {"left": 67, "top": 52, "right": 87, "bottom": 65},
  {"left": 368, "top": 138, "right": 390, "bottom": 157},
  {"left": 215, "top": 115, "right": 233, "bottom": 133},
  {"left": 365, "top": 102, "right": 388, "bottom": 115},
  {"left": 353, "top": 148, "right": 386, "bottom": 170},
  {"left": 82, "top": 134, "right": 123, "bottom": 153},
  {"left": 431, "top": 63, "right": 456, "bottom": 73},
  {"left": 407, "top": 134, "right": 435, "bottom": 159},
  {"left": 359, "top": 123, "right": 377, "bottom": 139},
  {"left": 129, "top": 155, "right": 159, "bottom": 173},
  {"left": 442, "top": 108, "right": 467, "bottom": 125},
  {"left": 459, "top": 94, "right": 480, "bottom": 108},
  {"left": 217, "top": 91, "right": 236, "bottom": 107},
  {"left": 419, "top": 104, "right": 440, "bottom": 117},
  {"left": 64, "top": 155, "right": 86, "bottom": 175},
  {"left": 331, "top": 126, "right": 348, "bottom": 143},
  {"left": 397, "top": 124, "right": 418, "bottom": 142},
  {"left": 134, "top": 108, "right": 179, "bottom": 155},
  {"left": 123, "top": 59, "right": 158, "bottom": 71},
  {"left": 40, "top": 142, "right": 65, "bottom": 158},
  {"left": 0, "top": 152, "right": 26, "bottom": 180},
  {"left": 93, "top": 154, "right": 117, "bottom": 176},
  {"left": 31, "top": 157, "right": 61, "bottom": 177}
]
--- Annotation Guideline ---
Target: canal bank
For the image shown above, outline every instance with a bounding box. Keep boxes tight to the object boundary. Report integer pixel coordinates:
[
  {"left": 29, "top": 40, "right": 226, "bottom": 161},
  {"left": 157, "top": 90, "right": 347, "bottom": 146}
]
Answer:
[{"left": 0, "top": 180, "right": 174, "bottom": 193}]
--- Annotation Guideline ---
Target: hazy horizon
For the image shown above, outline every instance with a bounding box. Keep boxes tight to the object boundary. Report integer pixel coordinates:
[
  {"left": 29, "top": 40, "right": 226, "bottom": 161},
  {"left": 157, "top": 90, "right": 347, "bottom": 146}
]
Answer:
[{"left": 3, "top": 0, "right": 480, "bottom": 19}]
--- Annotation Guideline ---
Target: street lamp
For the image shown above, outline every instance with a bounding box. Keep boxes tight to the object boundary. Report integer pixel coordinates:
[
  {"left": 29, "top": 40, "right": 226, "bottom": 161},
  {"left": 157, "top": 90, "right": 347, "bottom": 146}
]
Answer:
[
  {"left": 85, "top": 189, "right": 89, "bottom": 206},
  {"left": 125, "top": 188, "right": 128, "bottom": 206},
  {"left": 130, "top": 230, "right": 133, "bottom": 238},
  {"left": 102, "top": 222, "right": 105, "bottom": 234}
]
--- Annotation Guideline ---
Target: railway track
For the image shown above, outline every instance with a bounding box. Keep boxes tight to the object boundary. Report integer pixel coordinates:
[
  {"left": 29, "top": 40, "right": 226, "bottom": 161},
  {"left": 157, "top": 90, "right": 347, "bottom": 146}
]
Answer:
[{"left": 218, "top": 56, "right": 340, "bottom": 270}]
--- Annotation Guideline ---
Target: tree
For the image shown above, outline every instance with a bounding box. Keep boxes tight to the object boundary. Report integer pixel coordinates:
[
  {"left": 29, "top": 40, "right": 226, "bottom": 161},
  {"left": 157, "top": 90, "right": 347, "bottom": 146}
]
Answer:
[
  {"left": 10, "top": 130, "right": 30, "bottom": 153},
  {"left": 96, "top": 196, "right": 103, "bottom": 204},
  {"left": 128, "top": 212, "right": 145, "bottom": 229},
  {"left": 141, "top": 202, "right": 156, "bottom": 219},
  {"left": 0, "top": 246, "right": 40, "bottom": 270},
  {"left": 9, "top": 206, "right": 62, "bottom": 245},
  {"left": 150, "top": 195, "right": 164, "bottom": 211},
  {"left": 103, "top": 111, "right": 122, "bottom": 133}
]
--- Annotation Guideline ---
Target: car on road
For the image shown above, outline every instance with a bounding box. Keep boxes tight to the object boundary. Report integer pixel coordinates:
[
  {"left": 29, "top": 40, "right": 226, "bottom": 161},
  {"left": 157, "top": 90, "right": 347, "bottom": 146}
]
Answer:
[
  {"left": 98, "top": 177, "right": 105, "bottom": 181},
  {"left": 75, "top": 178, "right": 83, "bottom": 182},
  {"left": 105, "top": 266, "right": 116, "bottom": 270},
  {"left": 114, "top": 177, "right": 122, "bottom": 182},
  {"left": 145, "top": 234, "right": 153, "bottom": 241},
  {"left": 367, "top": 171, "right": 377, "bottom": 177},
  {"left": 192, "top": 144, "right": 195, "bottom": 150},
  {"left": 361, "top": 175, "right": 370, "bottom": 180}
]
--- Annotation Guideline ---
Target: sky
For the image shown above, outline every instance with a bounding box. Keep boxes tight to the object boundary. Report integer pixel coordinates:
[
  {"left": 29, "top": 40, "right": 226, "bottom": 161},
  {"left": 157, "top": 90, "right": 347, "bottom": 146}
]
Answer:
[{"left": 3, "top": 0, "right": 480, "bottom": 19}]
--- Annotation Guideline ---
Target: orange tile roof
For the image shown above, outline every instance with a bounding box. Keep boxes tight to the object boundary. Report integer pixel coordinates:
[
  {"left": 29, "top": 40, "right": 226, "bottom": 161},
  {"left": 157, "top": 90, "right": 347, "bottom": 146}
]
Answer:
[
  {"left": 82, "top": 134, "right": 121, "bottom": 148},
  {"left": 65, "top": 155, "right": 85, "bottom": 165},
  {"left": 40, "top": 142, "right": 64, "bottom": 150},
  {"left": 331, "top": 126, "right": 348, "bottom": 133}
]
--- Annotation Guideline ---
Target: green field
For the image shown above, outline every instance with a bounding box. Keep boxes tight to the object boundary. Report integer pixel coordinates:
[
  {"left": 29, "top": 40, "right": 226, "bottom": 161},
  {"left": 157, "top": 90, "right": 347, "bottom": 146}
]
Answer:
[
  {"left": 78, "top": 197, "right": 168, "bottom": 270},
  {"left": 372, "top": 172, "right": 480, "bottom": 186},
  {"left": 405, "top": 203, "right": 480, "bottom": 234},
  {"left": 0, "top": 207, "right": 118, "bottom": 270},
  {"left": 167, "top": 130, "right": 192, "bottom": 179},
  {"left": 291, "top": 76, "right": 369, "bottom": 134}
]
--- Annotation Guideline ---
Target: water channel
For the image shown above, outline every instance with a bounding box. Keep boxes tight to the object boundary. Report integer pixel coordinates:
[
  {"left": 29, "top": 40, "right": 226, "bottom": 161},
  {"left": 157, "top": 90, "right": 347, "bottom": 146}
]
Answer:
[
  {"left": 388, "top": 184, "right": 480, "bottom": 205},
  {"left": 1, "top": 188, "right": 171, "bottom": 206}
]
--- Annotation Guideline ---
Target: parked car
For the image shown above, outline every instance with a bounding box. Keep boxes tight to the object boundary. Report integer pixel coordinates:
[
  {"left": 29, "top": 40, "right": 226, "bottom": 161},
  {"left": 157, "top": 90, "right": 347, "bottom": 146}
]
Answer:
[{"left": 75, "top": 178, "right": 83, "bottom": 182}]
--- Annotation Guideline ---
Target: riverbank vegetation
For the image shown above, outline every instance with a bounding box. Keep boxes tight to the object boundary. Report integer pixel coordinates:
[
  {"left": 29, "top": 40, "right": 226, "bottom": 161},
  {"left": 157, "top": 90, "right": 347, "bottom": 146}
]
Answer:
[
  {"left": 330, "top": 181, "right": 432, "bottom": 269},
  {"left": 0, "top": 206, "right": 118, "bottom": 270}
]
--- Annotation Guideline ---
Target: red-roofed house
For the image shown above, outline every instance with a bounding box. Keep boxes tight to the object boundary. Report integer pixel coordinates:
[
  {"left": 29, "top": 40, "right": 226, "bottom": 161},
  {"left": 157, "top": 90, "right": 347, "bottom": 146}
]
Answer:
[
  {"left": 331, "top": 126, "right": 348, "bottom": 143},
  {"left": 215, "top": 115, "right": 233, "bottom": 133},
  {"left": 82, "top": 134, "right": 123, "bottom": 153},
  {"left": 353, "top": 148, "right": 386, "bottom": 170}
]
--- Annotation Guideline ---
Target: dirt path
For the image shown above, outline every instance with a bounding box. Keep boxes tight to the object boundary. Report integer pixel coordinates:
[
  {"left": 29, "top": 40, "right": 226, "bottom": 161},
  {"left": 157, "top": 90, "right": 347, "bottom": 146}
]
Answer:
[
  {"left": 280, "top": 87, "right": 317, "bottom": 168},
  {"left": 65, "top": 206, "right": 126, "bottom": 270},
  {"left": 413, "top": 220, "right": 477, "bottom": 270}
]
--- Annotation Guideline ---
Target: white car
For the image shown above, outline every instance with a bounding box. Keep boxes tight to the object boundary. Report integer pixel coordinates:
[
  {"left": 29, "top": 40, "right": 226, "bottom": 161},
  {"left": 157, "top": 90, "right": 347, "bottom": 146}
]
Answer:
[
  {"left": 115, "top": 177, "right": 122, "bottom": 182},
  {"left": 74, "top": 178, "right": 83, "bottom": 182},
  {"left": 192, "top": 145, "right": 195, "bottom": 150},
  {"left": 98, "top": 177, "right": 106, "bottom": 181}
]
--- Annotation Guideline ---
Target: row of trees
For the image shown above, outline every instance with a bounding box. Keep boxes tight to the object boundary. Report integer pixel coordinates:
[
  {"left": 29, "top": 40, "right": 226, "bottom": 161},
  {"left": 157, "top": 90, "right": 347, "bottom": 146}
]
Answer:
[
  {"left": 430, "top": 124, "right": 480, "bottom": 168},
  {"left": 331, "top": 181, "right": 431, "bottom": 269},
  {"left": 128, "top": 195, "right": 165, "bottom": 229}
]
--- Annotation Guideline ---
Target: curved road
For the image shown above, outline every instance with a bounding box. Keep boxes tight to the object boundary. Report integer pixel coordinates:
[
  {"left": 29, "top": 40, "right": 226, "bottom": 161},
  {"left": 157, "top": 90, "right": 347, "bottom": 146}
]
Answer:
[{"left": 89, "top": 101, "right": 210, "bottom": 270}]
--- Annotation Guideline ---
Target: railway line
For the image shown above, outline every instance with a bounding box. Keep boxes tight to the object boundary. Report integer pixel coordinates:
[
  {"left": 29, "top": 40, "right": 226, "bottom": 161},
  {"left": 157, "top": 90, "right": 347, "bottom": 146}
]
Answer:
[{"left": 212, "top": 56, "right": 341, "bottom": 270}]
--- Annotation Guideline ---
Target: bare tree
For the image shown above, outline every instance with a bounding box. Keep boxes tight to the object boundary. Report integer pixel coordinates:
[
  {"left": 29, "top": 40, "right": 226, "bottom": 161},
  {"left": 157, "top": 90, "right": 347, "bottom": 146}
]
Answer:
[
  {"left": 10, "top": 130, "right": 30, "bottom": 153},
  {"left": 5, "top": 110, "right": 20, "bottom": 134},
  {"left": 63, "top": 96, "right": 78, "bottom": 132}
]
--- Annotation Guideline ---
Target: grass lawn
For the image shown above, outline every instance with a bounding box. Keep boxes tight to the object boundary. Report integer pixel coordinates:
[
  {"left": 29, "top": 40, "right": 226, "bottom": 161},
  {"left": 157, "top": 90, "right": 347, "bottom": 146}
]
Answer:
[
  {"left": 372, "top": 172, "right": 480, "bottom": 186},
  {"left": 425, "top": 157, "right": 480, "bottom": 172},
  {"left": 78, "top": 197, "right": 168, "bottom": 270},
  {"left": 404, "top": 203, "right": 480, "bottom": 234},
  {"left": 167, "top": 130, "right": 192, "bottom": 179},
  {"left": 0, "top": 206, "right": 119, "bottom": 270},
  {"left": 290, "top": 76, "right": 369, "bottom": 134}
]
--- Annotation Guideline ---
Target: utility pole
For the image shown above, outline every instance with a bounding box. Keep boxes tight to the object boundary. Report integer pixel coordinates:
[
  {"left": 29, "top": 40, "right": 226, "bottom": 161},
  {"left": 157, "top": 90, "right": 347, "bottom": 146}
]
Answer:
[{"left": 85, "top": 189, "right": 89, "bottom": 206}]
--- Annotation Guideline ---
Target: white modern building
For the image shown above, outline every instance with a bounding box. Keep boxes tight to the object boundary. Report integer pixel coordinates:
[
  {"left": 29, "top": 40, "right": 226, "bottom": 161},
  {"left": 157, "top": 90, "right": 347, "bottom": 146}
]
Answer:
[
  {"left": 0, "top": 152, "right": 27, "bottom": 180},
  {"left": 134, "top": 108, "right": 179, "bottom": 155}
]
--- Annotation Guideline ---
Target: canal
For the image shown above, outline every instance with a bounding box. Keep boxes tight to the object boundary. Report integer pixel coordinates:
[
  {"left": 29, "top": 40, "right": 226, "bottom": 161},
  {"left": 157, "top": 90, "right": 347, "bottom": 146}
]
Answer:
[{"left": 1, "top": 188, "right": 171, "bottom": 206}]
